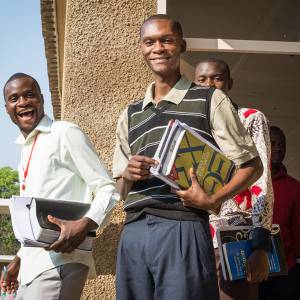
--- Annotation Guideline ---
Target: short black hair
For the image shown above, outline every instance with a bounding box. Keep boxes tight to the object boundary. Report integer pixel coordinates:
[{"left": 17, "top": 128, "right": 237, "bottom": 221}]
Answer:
[
  {"left": 140, "top": 14, "right": 183, "bottom": 39},
  {"left": 3, "top": 73, "right": 42, "bottom": 101},
  {"left": 270, "top": 126, "right": 286, "bottom": 145},
  {"left": 196, "top": 58, "right": 231, "bottom": 80}
]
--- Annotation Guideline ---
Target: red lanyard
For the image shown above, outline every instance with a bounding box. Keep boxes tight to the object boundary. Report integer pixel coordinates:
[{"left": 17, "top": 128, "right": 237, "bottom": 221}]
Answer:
[{"left": 21, "top": 132, "right": 40, "bottom": 191}]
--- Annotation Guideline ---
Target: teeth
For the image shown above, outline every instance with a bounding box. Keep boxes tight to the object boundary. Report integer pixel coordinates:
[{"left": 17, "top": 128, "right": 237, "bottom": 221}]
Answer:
[{"left": 18, "top": 109, "right": 34, "bottom": 116}]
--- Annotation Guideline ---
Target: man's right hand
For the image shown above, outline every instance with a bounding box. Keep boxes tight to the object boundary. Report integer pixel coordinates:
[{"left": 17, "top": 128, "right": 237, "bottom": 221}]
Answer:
[
  {"left": 122, "top": 155, "right": 157, "bottom": 182},
  {"left": 117, "top": 155, "right": 157, "bottom": 199},
  {"left": 0, "top": 256, "right": 20, "bottom": 294}
]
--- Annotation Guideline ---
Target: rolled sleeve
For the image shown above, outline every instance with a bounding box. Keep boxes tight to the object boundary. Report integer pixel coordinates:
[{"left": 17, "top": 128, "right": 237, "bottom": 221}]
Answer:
[
  {"left": 64, "top": 126, "right": 119, "bottom": 226},
  {"left": 210, "top": 89, "right": 259, "bottom": 165},
  {"left": 113, "top": 107, "right": 131, "bottom": 178},
  {"left": 85, "top": 184, "right": 119, "bottom": 225}
]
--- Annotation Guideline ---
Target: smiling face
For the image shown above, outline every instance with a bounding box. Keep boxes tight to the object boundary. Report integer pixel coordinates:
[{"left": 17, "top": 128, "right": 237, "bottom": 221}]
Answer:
[
  {"left": 194, "top": 61, "right": 232, "bottom": 93},
  {"left": 140, "top": 18, "right": 186, "bottom": 78},
  {"left": 4, "top": 76, "right": 45, "bottom": 137}
]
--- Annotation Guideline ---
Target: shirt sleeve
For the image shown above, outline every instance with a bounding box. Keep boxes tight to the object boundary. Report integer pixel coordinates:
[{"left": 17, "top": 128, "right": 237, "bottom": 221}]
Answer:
[
  {"left": 112, "top": 107, "right": 131, "bottom": 179},
  {"left": 210, "top": 89, "right": 259, "bottom": 166},
  {"left": 291, "top": 183, "right": 300, "bottom": 257},
  {"left": 243, "top": 111, "right": 273, "bottom": 250},
  {"left": 64, "top": 125, "right": 119, "bottom": 226},
  {"left": 246, "top": 112, "right": 274, "bottom": 230}
]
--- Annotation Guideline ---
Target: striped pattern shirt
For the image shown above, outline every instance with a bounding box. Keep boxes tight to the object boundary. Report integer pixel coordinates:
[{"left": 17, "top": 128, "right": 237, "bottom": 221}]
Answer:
[
  {"left": 113, "top": 75, "right": 259, "bottom": 223},
  {"left": 125, "top": 83, "right": 217, "bottom": 222}
]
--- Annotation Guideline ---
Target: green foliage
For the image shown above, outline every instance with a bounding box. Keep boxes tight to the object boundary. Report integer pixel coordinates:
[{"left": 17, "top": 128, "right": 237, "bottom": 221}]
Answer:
[
  {"left": 0, "top": 166, "right": 19, "bottom": 198},
  {"left": 0, "top": 167, "right": 20, "bottom": 254},
  {"left": 0, "top": 215, "right": 20, "bottom": 254}
]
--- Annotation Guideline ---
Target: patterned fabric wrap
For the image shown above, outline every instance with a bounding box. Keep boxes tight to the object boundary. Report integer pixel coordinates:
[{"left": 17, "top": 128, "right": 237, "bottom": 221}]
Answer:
[{"left": 210, "top": 107, "right": 274, "bottom": 248}]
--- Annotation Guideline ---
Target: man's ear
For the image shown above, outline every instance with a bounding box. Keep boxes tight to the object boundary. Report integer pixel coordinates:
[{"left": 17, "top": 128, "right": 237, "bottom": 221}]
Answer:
[
  {"left": 5, "top": 103, "right": 8, "bottom": 113},
  {"left": 41, "top": 94, "right": 44, "bottom": 104},
  {"left": 228, "top": 78, "right": 233, "bottom": 91},
  {"left": 181, "top": 39, "right": 187, "bottom": 53}
]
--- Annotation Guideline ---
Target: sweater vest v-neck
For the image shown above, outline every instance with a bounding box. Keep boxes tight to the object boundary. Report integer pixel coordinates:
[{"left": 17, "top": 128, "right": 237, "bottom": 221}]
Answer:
[{"left": 125, "top": 84, "right": 218, "bottom": 223}]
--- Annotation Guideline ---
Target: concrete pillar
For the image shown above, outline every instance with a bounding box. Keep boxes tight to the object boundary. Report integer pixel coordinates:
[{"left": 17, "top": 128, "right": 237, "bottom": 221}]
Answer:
[{"left": 61, "top": 0, "right": 156, "bottom": 298}]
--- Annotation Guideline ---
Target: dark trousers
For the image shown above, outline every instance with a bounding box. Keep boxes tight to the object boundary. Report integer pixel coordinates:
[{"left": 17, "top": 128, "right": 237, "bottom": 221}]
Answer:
[
  {"left": 214, "top": 249, "right": 258, "bottom": 300},
  {"left": 116, "top": 214, "right": 219, "bottom": 300},
  {"left": 259, "top": 266, "right": 300, "bottom": 300}
]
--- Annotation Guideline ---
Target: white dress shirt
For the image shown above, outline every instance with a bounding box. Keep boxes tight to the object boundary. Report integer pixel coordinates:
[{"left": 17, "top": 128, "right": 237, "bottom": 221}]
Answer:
[{"left": 15, "top": 115, "right": 118, "bottom": 285}]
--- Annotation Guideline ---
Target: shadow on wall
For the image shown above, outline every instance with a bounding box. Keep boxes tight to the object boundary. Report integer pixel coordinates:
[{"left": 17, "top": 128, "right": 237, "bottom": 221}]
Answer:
[{"left": 93, "top": 221, "right": 124, "bottom": 276}]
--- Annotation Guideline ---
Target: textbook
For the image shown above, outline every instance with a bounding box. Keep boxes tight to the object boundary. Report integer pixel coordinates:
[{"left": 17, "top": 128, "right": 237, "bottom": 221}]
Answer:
[
  {"left": 223, "top": 239, "right": 280, "bottom": 280},
  {"left": 9, "top": 196, "right": 96, "bottom": 251},
  {"left": 150, "top": 119, "right": 235, "bottom": 194},
  {"left": 216, "top": 225, "right": 288, "bottom": 281}
]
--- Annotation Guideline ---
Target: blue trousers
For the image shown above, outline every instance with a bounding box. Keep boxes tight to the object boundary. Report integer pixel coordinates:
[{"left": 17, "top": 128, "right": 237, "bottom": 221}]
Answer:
[{"left": 116, "top": 214, "right": 219, "bottom": 300}]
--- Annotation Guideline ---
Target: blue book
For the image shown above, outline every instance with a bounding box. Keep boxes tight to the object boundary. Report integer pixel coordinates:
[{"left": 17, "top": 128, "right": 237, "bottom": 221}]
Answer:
[
  {"left": 223, "top": 238, "right": 280, "bottom": 281},
  {"left": 216, "top": 225, "right": 288, "bottom": 281}
]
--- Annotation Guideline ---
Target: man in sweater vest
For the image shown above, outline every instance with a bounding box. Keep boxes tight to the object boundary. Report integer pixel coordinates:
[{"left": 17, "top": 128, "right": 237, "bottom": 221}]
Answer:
[
  {"left": 113, "top": 15, "right": 263, "bottom": 300},
  {"left": 189, "top": 58, "right": 273, "bottom": 300}
]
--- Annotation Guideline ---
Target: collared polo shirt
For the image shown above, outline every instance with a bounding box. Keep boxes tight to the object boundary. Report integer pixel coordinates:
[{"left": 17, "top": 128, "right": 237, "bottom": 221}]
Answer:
[{"left": 113, "top": 75, "right": 258, "bottom": 179}]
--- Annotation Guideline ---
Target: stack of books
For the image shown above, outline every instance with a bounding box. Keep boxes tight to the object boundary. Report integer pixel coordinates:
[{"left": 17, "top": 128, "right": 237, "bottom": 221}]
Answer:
[
  {"left": 150, "top": 119, "right": 235, "bottom": 193},
  {"left": 216, "top": 225, "right": 288, "bottom": 281},
  {"left": 9, "top": 196, "right": 96, "bottom": 251}
]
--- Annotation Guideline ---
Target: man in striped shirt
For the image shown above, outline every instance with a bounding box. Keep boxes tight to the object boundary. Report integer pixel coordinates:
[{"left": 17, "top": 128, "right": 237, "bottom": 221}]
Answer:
[{"left": 113, "top": 14, "right": 263, "bottom": 300}]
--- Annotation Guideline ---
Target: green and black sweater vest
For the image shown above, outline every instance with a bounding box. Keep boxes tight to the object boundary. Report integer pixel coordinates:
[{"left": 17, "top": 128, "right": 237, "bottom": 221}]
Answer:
[{"left": 125, "top": 83, "right": 219, "bottom": 223}]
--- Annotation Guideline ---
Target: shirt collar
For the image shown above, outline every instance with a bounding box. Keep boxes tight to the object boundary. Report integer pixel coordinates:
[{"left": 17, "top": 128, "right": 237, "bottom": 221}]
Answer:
[
  {"left": 15, "top": 114, "right": 53, "bottom": 145},
  {"left": 142, "top": 75, "right": 192, "bottom": 110}
]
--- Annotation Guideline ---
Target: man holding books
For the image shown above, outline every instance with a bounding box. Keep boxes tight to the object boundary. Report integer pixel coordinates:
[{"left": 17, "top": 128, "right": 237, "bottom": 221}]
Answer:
[
  {"left": 113, "top": 14, "right": 263, "bottom": 300},
  {"left": 191, "top": 58, "right": 274, "bottom": 300},
  {"left": 1, "top": 73, "right": 118, "bottom": 300}
]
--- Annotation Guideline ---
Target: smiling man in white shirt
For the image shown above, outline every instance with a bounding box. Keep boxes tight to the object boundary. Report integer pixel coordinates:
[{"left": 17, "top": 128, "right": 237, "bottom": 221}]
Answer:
[{"left": 0, "top": 73, "right": 118, "bottom": 300}]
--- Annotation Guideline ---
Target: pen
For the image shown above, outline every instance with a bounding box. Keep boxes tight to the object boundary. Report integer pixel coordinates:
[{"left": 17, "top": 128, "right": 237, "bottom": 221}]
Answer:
[{"left": 1, "top": 266, "right": 7, "bottom": 299}]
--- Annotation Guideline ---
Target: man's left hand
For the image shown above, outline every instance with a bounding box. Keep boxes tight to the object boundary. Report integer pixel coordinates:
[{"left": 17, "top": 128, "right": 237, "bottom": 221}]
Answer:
[
  {"left": 45, "top": 216, "right": 97, "bottom": 253},
  {"left": 176, "top": 168, "right": 218, "bottom": 211},
  {"left": 246, "top": 249, "right": 269, "bottom": 283}
]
